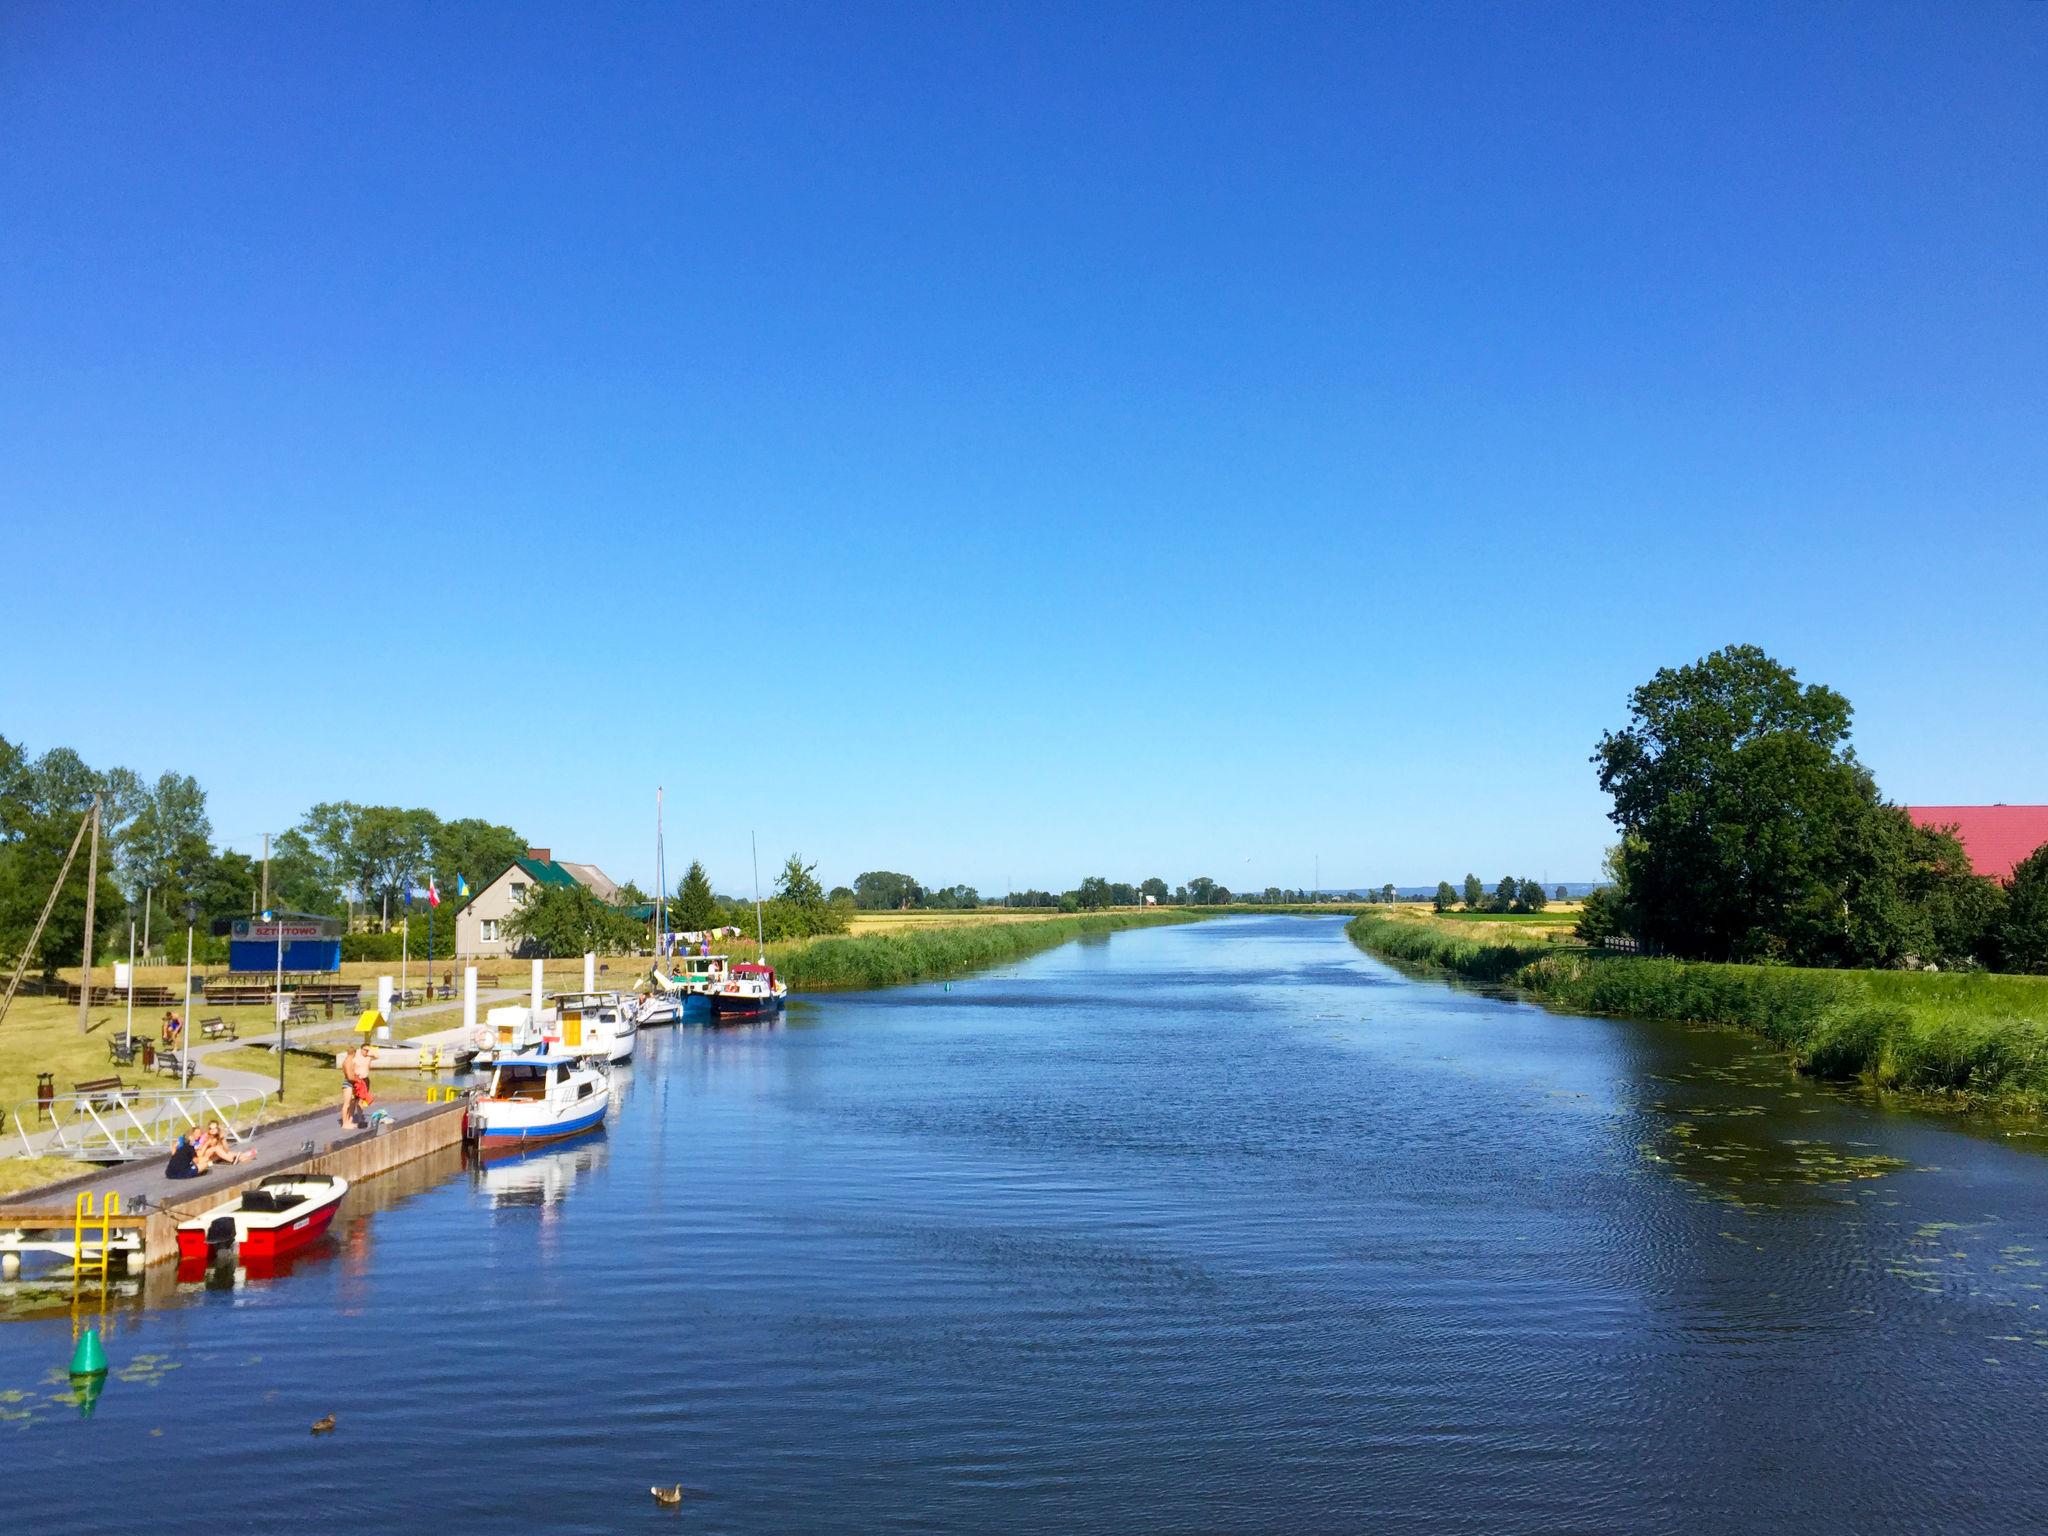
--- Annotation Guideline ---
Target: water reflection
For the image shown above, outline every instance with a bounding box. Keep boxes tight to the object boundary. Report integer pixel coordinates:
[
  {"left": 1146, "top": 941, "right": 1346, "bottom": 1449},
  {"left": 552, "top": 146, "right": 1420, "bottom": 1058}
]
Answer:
[{"left": 470, "top": 1132, "right": 610, "bottom": 1210}]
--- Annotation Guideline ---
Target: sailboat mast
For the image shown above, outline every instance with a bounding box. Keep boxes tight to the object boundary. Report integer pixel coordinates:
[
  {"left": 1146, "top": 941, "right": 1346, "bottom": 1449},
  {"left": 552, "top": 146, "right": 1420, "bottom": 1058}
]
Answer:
[
  {"left": 656, "top": 786, "right": 667, "bottom": 962},
  {"left": 751, "top": 829, "right": 763, "bottom": 963}
]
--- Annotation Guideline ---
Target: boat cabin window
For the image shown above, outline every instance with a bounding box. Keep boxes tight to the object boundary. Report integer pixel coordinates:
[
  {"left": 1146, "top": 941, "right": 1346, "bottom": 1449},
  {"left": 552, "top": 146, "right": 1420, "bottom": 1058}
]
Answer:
[
  {"left": 494, "top": 1066, "right": 550, "bottom": 1101},
  {"left": 578, "top": 1082, "right": 593, "bottom": 1100},
  {"left": 554, "top": 1064, "right": 571, "bottom": 1085}
]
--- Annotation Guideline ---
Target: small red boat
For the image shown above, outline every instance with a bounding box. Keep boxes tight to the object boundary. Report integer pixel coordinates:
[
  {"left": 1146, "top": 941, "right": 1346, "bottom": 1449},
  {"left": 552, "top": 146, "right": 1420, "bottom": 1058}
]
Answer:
[{"left": 175, "top": 1174, "right": 349, "bottom": 1264}]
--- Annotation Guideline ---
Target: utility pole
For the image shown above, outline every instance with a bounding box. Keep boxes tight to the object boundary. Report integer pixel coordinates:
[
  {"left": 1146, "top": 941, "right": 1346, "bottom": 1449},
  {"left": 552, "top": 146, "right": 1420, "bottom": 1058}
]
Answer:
[{"left": 77, "top": 796, "right": 100, "bottom": 1035}]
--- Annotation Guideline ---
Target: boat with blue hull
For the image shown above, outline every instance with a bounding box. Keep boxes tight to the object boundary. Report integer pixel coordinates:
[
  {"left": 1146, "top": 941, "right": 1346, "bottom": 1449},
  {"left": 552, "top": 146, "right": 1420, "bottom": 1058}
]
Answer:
[{"left": 469, "top": 1054, "right": 610, "bottom": 1154}]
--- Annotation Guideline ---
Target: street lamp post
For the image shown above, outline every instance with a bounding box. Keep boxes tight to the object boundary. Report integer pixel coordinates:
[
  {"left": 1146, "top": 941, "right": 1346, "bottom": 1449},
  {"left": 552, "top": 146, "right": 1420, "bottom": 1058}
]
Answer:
[
  {"left": 124, "top": 910, "right": 136, "bottom": 1053},
  {"left": 268, "top": 908, "right": 285, "bottom": 1098},
  {"left": 182, "top": 899, "right": 198, "bottom": 1093}
]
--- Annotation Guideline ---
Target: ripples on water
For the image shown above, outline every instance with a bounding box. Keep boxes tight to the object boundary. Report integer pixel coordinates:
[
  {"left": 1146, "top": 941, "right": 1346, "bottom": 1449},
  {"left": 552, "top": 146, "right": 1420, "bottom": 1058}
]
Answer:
[{"left": 5, "top": 916, "right": 2048, "bottom": 1533}]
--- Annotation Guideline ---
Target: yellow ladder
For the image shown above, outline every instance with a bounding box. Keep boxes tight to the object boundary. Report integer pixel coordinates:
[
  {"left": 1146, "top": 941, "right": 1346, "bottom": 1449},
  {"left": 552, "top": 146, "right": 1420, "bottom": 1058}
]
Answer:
[{"left": 71, "top": 1191, "right": 121, "bottom": 1281}]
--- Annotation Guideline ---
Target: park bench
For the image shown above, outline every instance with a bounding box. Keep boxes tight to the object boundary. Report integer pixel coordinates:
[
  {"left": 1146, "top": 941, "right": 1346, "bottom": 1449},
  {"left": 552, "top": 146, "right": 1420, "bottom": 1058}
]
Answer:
[
  {"left": 155, "top": 1050, "right": 191, "bottom": 1078},
  {"left": 108, "top": 1037, "right": 139, "bottom": 1067},
  {"left": 200, "top": 1016, "right": 236, "bottom": 1041},
  {"left": 295, "top": 984, "right": 362, "bottom": 1005},
  {"left": 72, "top": 1077, "right": 132, "bottom": 1111},
  {"left": 200, "top": 983, "right": 274, "bottom": 1005}
]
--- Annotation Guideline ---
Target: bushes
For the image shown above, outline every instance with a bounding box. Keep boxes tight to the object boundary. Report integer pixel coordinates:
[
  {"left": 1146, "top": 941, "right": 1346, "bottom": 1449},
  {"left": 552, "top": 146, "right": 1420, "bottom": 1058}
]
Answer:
[
  {"left": 1347, "top": 913, "right": 2048, "bottom": 1114},
  {"left": 774, "top": 910, "right": 1202, "bottom": 991}
]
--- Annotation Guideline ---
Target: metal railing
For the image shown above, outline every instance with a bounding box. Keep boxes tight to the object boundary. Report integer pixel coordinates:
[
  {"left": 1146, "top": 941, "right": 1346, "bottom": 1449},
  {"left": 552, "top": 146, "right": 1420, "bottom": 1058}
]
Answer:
[{"left": 9, "top": 1087, "right": 271, "bottom": 1164}]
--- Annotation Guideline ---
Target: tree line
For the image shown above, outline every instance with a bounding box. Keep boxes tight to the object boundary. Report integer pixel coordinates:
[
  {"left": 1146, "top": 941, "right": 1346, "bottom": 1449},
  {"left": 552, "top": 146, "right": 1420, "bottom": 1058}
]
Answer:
[
  {"left": 0, "top": 730, "right": 529, "bottom": 973},
  {"left": 1575, "top": 645, "right": 2048, "bottom": 974},
  {"left": 1432, "top": 876, "right": 1555, "bottom": 914}
]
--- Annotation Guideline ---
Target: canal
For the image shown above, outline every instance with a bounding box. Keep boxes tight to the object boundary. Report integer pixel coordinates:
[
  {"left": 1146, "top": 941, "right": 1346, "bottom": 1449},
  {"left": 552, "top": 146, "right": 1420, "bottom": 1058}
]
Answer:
[{"left": 4, "top": 915, "right": 2047, "bottom": 1532}]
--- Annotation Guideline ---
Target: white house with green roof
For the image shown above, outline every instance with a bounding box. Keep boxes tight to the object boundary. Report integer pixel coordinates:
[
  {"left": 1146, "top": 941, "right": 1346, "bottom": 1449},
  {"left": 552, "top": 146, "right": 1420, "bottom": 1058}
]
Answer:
[{"left": 452, "top": 847, "right": 618, "bottom": 959}]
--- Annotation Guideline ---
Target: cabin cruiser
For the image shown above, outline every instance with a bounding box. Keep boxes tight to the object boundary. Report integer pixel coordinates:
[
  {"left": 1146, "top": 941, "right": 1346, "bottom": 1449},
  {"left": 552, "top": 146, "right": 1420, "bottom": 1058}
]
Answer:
[
  {"left": 552, "top": 991, "right": 636, "bottom": 1063},
  {"left": 709, "top": 960, "right": 787, "bottom": 1020},
  {"left": 468, "top": 1053, "right": 610, "bottom": 1152}
]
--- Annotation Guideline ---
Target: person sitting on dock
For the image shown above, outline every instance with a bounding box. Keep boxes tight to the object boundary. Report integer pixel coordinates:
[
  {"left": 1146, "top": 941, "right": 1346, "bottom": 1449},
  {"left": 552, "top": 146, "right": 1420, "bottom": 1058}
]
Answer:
[{"left": 193, "top": 1122, "right": 252, "bottom": 1173}]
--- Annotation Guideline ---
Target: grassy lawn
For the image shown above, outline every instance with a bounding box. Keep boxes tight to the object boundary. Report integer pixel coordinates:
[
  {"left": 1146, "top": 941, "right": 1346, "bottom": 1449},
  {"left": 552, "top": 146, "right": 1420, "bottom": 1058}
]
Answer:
[
  {"left": 0, "top": 992, "right": 441, "bottom": 1154},
  {"left": 0, "top": 1155, "right": 97, "bottom": 1197}
]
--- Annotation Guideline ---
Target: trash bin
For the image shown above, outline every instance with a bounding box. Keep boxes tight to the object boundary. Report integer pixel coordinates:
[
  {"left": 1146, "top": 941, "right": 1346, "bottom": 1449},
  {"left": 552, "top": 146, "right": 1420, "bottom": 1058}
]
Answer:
[
  {"left": 142, "top": 1042, "right": 156, "bottom": 1071},
  {"left": 36, "top": 1072, "right": 55, "bottom": 1121}
]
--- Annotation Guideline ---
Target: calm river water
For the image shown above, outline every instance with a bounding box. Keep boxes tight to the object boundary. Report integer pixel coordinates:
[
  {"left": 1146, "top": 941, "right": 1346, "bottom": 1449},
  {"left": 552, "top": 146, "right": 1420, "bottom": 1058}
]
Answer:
[{"left": 6, "top": 916, "right": 2048, "bottom": 1532}]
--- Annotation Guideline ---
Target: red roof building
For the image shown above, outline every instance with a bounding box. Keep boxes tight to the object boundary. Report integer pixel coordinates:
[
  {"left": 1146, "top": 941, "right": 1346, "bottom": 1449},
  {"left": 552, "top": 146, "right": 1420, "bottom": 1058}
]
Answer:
[{"left": 1906, "top": 805, "right": 2048, "bottom": 884}]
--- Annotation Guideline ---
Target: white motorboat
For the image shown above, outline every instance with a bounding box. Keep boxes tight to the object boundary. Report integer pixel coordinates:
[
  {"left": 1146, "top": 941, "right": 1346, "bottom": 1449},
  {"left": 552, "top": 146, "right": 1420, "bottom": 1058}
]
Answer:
[
  {"left": 632, "top": 989, "right": 684, "bottom": 1028},
  {"left": 553, "top": 991, "right": 636, "bottom": 1063},
  {"left": 468, "top": 1053, "right": 610, "bottom": 1153}
]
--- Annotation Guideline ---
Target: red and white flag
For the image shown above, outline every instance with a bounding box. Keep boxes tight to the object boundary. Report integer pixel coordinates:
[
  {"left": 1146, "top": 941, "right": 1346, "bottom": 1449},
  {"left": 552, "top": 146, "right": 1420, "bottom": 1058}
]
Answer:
[{"left": 427, "top": 879, "right": 441, "bottom": 908}]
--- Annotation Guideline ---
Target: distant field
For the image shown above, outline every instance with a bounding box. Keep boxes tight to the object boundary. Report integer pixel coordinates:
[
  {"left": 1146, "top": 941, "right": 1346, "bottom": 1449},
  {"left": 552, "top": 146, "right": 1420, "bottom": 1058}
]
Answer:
[{"left": 847, "top": 908, "right": 1088, "bottom": 932}]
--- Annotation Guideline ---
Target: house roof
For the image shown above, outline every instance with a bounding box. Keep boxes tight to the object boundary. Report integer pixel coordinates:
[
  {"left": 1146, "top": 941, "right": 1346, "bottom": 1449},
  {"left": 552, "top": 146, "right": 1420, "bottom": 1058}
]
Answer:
[
  {"left": 556, "top": 861, "right": 619, "bottom": 901},
  {"left": 452, "top": 855, "right": 581, "bottom": 916},
  {"left": 512, "top": 856, "right": 582, "bottom": 890},
  {"left": 1907, "top": 805, "right": 2048, "bottom": 884}
]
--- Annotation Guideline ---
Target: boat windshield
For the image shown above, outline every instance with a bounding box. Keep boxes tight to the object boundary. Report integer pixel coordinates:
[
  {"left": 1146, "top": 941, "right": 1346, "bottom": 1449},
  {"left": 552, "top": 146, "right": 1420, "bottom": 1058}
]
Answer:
[{"left": 492, "top": 1065, "right": 551, "bottom": 1101}]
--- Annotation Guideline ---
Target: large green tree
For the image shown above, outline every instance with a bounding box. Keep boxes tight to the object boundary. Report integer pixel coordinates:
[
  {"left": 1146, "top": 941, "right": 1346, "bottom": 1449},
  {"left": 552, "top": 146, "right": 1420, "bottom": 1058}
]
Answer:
[
  {"left": 0, "top": 741, "right": 131, "bottom": 971},
  {"left": 1461, "top": 873, "right": 1483, "bottom": 910},
  {"left": 852, "top": 870, "right": 923, "bottom": 910},
  {"left": 501, "top": 882, "right": 643, "bottom": 957},
  {"left": 1593, "top": 644, "right": 1992, "bottom": 967},
  {"left": 763, "top": 853, "right": 846, "bottom": 939},
  {"left": 672, "top": 860, "right": 718, "bottom": 931},
  {"left": 2002, "top": 844, "right": 2048, "bottom": 974}
]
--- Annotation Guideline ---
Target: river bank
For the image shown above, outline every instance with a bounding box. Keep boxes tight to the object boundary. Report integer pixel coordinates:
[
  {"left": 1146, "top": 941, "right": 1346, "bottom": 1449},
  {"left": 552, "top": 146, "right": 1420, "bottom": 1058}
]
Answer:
[
  {"left": 768, "top": 907, "right": 1205, "bottom": 989},
  {"left": 1346, "top": 911, "right": 2048, "bottom": 1117}
]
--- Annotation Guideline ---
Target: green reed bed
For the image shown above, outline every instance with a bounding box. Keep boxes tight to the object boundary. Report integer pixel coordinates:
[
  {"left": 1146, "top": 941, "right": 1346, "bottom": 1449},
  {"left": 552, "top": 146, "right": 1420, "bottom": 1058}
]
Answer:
[
  {"left": 773, "top": 909, "right": 1206, "bottom": 992},
  {"left": 1346, "top": 914, "right": 2048, "bottom": 1117}
]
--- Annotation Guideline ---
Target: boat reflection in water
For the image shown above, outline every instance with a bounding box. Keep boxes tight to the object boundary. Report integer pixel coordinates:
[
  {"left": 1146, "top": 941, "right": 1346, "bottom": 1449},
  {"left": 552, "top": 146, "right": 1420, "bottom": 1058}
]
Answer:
[{"left": 470, "top": 1129, "right": 610, "bottom": 1211}]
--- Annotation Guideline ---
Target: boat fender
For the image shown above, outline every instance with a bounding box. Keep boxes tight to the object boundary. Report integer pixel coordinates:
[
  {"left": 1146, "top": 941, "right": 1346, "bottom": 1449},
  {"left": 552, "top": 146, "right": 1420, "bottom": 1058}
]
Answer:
[{"left": 470, "top": 1026, "right": 493, "bottom": 1049}]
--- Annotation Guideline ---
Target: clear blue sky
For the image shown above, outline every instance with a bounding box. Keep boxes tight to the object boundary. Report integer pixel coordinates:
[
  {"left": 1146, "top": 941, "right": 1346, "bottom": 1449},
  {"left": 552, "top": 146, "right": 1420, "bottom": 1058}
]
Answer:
[{"left": 3, "top": 3, "right": 2043, "bottom": 897}]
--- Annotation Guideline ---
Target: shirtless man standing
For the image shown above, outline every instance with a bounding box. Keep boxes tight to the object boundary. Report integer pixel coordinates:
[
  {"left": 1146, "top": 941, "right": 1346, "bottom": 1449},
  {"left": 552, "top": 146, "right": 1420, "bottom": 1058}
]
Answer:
[{"left": 338, "top": 1043, "right": 372, "bottom": 1128}]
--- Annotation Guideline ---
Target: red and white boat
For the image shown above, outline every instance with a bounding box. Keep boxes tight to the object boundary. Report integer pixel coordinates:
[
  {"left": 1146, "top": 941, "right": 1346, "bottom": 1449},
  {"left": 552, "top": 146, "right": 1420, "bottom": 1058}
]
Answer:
[
  {"left": 175, "top": 1174, "right": 349, "bottom": 1265},
  {"left": 709, "top": 961, "right": 787, "bottom": 1020}
]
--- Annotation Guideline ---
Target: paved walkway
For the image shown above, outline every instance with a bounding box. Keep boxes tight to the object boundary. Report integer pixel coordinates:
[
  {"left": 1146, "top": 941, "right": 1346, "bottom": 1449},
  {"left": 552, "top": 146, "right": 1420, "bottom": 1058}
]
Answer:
[{"left": 0, "top": 1099, "right": 453, "bottom": 1215}]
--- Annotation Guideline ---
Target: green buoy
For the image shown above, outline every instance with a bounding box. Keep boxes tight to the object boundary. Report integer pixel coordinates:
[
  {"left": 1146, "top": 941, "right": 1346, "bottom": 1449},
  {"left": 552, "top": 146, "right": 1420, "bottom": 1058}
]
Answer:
[{"left": 69, "top": 1328, "right": 108, "bottom": 1378}]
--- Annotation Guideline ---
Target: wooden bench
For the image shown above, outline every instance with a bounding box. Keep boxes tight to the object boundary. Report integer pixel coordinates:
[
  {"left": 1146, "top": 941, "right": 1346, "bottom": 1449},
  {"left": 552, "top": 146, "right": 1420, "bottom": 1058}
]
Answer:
[
  {"left": 155, "top": 1050, "right": 191, "bottom": 1078},
  {"left": 199, "top": 1016, "right": 236, "bottom": 1041},
  {"left": 108, "top": 1037, "right": 139, "bottom": 1066},
  {"left": 294, "top": 984, "right": 362, "bottom": 1005},
  {"left": 200, "top": 984, "right": 275, "bottom": 1006},
  {"left": 72, "top": 1077, "right": 131, "bottom": 1110}
]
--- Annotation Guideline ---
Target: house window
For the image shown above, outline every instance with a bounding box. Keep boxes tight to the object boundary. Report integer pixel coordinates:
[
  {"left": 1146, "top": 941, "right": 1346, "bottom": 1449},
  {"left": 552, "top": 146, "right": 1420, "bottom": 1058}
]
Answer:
[
  {"left": 480, "top": 919, "right": 499, "bottom": 942},
  {"left": 510, "top": 883, "right": 528, "bottom": 905}
]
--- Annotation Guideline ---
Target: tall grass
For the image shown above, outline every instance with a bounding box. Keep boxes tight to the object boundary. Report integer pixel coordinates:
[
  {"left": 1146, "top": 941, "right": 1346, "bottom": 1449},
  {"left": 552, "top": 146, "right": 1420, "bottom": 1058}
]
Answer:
[
  {"left": 771, "top": 909, "right": 1205, "bottom": 991},
  {"left": 1347, "top": 914, "right": 2048, "bottom": 1115}
]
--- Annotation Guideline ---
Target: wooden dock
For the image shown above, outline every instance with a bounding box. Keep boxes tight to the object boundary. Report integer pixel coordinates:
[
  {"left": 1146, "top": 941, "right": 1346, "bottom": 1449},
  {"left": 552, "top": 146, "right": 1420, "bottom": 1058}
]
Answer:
[{"left": 0, "top": 1098, "right": 468, "bottom": 1269}]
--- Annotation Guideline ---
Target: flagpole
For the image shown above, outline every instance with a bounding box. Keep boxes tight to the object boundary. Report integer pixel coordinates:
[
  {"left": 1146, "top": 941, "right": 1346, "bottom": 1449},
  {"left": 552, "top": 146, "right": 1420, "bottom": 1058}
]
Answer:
[{"left": 400, "top": 881, "right": 409, "bottom": 1013}]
